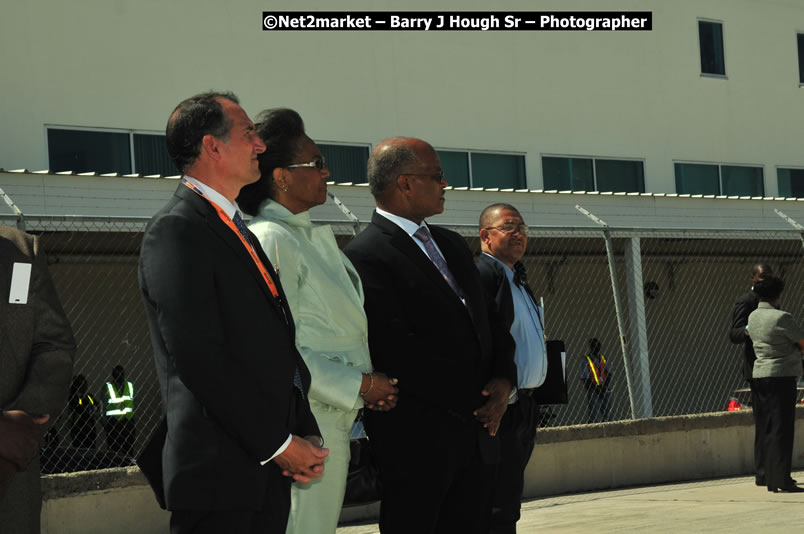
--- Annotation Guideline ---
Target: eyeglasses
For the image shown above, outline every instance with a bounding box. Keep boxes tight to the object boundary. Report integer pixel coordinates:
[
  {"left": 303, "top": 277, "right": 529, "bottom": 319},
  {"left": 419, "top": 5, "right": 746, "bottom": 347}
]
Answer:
[
  {"left": 287, "top": 156, "right": 327, "bottom": 171},
  {"left": 400, "top": 171, "right": 446, "bottom": 183},
  {"left": 486, "top": 222, "right": 528, "bottom": 235}
]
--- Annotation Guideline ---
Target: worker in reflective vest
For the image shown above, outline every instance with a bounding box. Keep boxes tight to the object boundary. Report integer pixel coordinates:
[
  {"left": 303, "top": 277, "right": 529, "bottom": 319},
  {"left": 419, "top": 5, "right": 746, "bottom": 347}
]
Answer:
[
  {"left": 104, "top": 365, "right": 136, "bottom": 456},
  {"left": 580, "top": 338, "right": 612, "bottom": 423}
]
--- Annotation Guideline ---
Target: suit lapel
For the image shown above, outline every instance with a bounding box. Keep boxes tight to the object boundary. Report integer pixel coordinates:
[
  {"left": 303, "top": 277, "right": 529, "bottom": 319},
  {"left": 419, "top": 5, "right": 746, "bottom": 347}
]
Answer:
[
  {"left": 431, "top": 227, "right": 480, "bottom": 324},
  {"left": 177, "top": 186, "right": 286, "bottom": 317},
  {"left": 372, "top": 213, "right": 462, "bottom": 304},
  {"left": 372, "top": 212, "right": 469, "bottom": 313}
]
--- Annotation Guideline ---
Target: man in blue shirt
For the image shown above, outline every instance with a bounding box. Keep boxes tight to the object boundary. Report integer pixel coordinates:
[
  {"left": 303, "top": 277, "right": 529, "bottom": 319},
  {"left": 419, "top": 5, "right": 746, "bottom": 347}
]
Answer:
[{"left": 477, "top": 203, "right": 546, "bottom": 534}]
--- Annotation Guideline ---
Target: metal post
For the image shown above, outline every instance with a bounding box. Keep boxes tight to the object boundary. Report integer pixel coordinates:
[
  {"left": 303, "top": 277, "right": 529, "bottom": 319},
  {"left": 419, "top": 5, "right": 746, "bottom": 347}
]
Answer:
[
  {"left": 328, "top": 192, "right": 361, "bottom": 235},
  {"left": 575, "top": 205, "right": 638, "bottom": 420},
  {"left": 624, "top": 237, "right": 653, "bottom": 418},
  {"left": 0, "top": 187, "right": 25, "bottom": 231},
  {"left": 774, "top": 208, "right": 804, "bottom": 252}
]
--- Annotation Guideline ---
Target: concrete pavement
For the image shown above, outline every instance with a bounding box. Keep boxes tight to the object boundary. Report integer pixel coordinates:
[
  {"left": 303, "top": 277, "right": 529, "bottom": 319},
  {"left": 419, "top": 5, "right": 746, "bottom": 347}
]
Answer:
[{"left": 336, "top": 469, "right": 804, "bottom": 533}]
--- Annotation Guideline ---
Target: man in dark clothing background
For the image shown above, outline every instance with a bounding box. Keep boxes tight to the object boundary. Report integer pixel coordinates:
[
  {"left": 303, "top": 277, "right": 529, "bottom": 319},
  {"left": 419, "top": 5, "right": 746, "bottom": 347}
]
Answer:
[{"left": 729, "top": 262, "right": 775, "bottom": 486}]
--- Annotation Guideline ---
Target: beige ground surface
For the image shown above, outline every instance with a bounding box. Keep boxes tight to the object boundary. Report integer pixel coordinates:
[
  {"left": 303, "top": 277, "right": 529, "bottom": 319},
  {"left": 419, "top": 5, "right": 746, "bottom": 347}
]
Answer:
[{"left": 337, "top": 470, "right": 804, "bottom": 533}]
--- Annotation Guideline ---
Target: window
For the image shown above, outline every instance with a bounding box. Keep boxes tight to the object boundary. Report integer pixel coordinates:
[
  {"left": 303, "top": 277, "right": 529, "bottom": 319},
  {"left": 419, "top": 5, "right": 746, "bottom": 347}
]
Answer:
[
  {"left": 47, "top": 129, "right": 131, "bottom": 174},
  {"left": 318, "top": 143, "right": 369, "bottom": 184},
  {"left": 698, "top": 20, "right": 725, "bottom": 76},
  {"left": 674, "top": 162, "right": 764, "bottom": 196},
  {"left": 435, "top": 150, "right": 526, "bottom": 189},
  {"left": 437, "top": 151, "right": 470, "bottom": 188},
  {"left": 674, "top": 163, "right": 719, "bottom": 195},
  {"left": 47, "top": 127, "right": 175, "bottom": 175},
  {"left": 798, "top": 34, "right": 804, "bottom": 84},
  {"left": 595, "top": 159, "right": 645, "bottom": 193},
  {"left": 542, "top": 156, "right": 644, "bottom": 193},
  {"left": 133, "top": 134, "right": 176, "bottom": 176},
  {"left": 777, "top": 168, "right": 804, "bottom": 197}
]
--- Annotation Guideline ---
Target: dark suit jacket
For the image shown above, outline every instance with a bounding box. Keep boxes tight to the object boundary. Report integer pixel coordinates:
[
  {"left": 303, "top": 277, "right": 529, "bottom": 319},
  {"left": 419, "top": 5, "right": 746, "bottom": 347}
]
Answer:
[
  {"left": 137, "top": 184, "right": 318, "bottom": 511},
  {"left": 0, "top": 226, "right": 75, "bottom": 532},
  {"left": 476, "top": 253, "right": 517, "bottom": 340},
  {"left": 730, "top": 290, "right": 758, "bottom": 381},
  {"left": 343, "top": 212, "right": 516, "bottom": 463}
]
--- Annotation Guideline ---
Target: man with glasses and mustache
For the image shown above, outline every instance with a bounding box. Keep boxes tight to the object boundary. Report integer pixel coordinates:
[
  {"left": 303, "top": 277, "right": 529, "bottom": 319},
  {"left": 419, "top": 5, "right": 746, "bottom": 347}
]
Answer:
[
  {"left": 477, "top": 203, "right": 545, "bottom": 534},
  {"left": 344, "top": 137, "right": 516, "bottom": 534}
]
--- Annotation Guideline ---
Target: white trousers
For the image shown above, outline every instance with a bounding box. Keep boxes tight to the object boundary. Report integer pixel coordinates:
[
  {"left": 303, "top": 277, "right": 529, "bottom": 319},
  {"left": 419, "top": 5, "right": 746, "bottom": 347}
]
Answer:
[{"left": 286, "top": 404, "right": 359, "bottom": 534}]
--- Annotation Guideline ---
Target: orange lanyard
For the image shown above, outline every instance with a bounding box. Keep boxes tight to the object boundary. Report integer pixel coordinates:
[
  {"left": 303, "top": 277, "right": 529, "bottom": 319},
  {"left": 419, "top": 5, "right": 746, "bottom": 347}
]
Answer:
[{"left": 183, "top": 180, "right": 279, "bottom": 298}]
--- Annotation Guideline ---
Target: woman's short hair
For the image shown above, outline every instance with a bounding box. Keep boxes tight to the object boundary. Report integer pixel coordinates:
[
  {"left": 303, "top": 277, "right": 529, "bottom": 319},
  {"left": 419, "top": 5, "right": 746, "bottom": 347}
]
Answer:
[
  {"left": 237, "top": 108, "right": 307, "bottom": 216},
  {"left": 753, "top": 274, "right": 785, "bottom": 301}
]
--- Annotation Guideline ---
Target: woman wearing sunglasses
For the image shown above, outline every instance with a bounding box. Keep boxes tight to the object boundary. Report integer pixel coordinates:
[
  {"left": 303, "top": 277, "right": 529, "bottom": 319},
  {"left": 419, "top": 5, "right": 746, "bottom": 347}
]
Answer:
[{"left": 237, "top": 108, "right": 398, "bottom": 533}]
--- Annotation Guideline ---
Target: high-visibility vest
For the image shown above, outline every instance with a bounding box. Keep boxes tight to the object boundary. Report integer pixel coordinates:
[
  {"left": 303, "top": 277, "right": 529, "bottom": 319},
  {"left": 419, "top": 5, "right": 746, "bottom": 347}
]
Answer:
[
  {"left": 584, "top": 353, "right": 607, "bottom": 386},
  {"left": 105, "top": 381, "right": 135, "bottom": 419},
  {"left": 78, "top": 394, "right": 95, "bottom": 407}
]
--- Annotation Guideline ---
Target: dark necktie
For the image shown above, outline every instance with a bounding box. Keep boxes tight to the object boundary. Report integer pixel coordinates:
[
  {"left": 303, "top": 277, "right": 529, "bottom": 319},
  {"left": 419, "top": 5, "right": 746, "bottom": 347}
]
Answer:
[
  {"left": 232, "top": 211, "right": 253, "bottom": 247},
  {"left": 513, "top": 262, "right": 528, "bottom": 288},
  {"left": 233, "top": 211, "right": 305, "bottom": 398},
  {"left": 413, "top": 226, "right": 464, "bottom": 299}
]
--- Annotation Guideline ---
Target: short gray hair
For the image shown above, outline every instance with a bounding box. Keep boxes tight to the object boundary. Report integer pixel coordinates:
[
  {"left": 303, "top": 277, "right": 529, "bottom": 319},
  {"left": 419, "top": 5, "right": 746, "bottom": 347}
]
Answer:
[{"left": 368, "top": 141, "right": 419, "bottom": 199}]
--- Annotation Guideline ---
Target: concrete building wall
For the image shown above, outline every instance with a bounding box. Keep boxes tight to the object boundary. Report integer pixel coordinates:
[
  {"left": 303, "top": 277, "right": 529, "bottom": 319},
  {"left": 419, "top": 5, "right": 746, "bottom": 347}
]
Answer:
[{"left": 1, "top": 1, "right": 803, "bottom": 194}]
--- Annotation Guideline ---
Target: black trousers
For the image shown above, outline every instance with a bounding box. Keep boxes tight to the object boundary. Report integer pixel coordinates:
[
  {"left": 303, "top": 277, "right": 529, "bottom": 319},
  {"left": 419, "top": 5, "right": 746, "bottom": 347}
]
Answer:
[
  {"left": 489, "top": 394, "right": 540, "bottom": 534},
  {"left": 372, "top": 416, "right": 495, "bottom": 534},
  {"left": 105, "top": 418, "right": 136, "bottom": 456},
  {"left": 748, "top": 379, "right": 766, "bottom": 484},
  {"left": 170, "top": 503, "right": 289, "bottom": 534},
  {"left": 170, "top": 469, "right": 291, "bottom": 534},
  {"left": 753, "top": 376, "right": 797, "bottom": 490}
]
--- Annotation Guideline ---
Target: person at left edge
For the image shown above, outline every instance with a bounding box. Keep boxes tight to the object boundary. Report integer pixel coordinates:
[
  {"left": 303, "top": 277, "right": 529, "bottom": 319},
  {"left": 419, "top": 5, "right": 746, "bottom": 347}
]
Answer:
[
  {"left": 137, "top": 91, "right": 327, "bottom": 534},
  {"left": 0, "top": 225, "right": 76, "bottom": 534}
]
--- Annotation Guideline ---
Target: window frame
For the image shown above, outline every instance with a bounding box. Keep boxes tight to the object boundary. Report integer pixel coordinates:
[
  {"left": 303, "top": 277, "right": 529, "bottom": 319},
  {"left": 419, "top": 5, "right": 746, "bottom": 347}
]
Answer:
[
  {"left": 434, "top": 147, "right": 527, "bottom": 189},
  {"left": 796, "top": 32, "right": 804, "bottom": 86},
  {"left": 697, "top": 18, "right": 727, "bottom": 79},
  {"left": 45, "top": 125, "right": 171, "bottom": 175},
  {"left": 541, "top": 153, "right": 646, "bottom": 193},
  {"left": 674, "top": 160, "right": 765, "bottom": 196}
]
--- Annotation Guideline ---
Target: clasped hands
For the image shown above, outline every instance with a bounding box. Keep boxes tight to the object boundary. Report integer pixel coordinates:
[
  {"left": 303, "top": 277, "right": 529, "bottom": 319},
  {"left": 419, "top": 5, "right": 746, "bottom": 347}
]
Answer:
[
  {"left": 361, "top": 372, "right": 399, "bottom": 412},
  {"left": 274, "top": 434, "right": 329, "bottom": 484},
  {"left": 473, "top": 378, "right": 512, "bottom": 437},
  {"left": 0, "top": 410, "right": 50, "bottom": 498}
]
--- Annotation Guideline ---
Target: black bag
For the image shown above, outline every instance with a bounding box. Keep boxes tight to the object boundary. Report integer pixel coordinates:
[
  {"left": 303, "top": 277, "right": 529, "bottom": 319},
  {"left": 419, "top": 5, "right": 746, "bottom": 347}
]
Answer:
[{"left": 342, "top": 415, "right": 382, "bottom": 507}]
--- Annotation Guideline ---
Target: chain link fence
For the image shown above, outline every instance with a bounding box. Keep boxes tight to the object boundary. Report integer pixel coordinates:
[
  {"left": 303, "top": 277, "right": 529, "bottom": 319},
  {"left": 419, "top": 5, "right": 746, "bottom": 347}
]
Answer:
[{"left": 4, "top": 210, "right": 804, "bottom": 474}]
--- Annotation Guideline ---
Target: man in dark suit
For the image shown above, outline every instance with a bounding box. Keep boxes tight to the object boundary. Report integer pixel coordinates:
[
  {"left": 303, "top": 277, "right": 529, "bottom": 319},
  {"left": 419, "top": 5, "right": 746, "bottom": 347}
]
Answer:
[
  {"left": 138, "top": 91, "right": 327, "bottom": 534},
  {"left": 343, "top": 137, "right": 516, "bottom": 534},
  {"left": 477, "top": 203, "right": 544, "bottom": 534},
  {"left": 0, "top": 225, "right": 75, "bottom": 533},
  {"left": 729, "top": 262, "right": 777, "bottom": 487}
]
